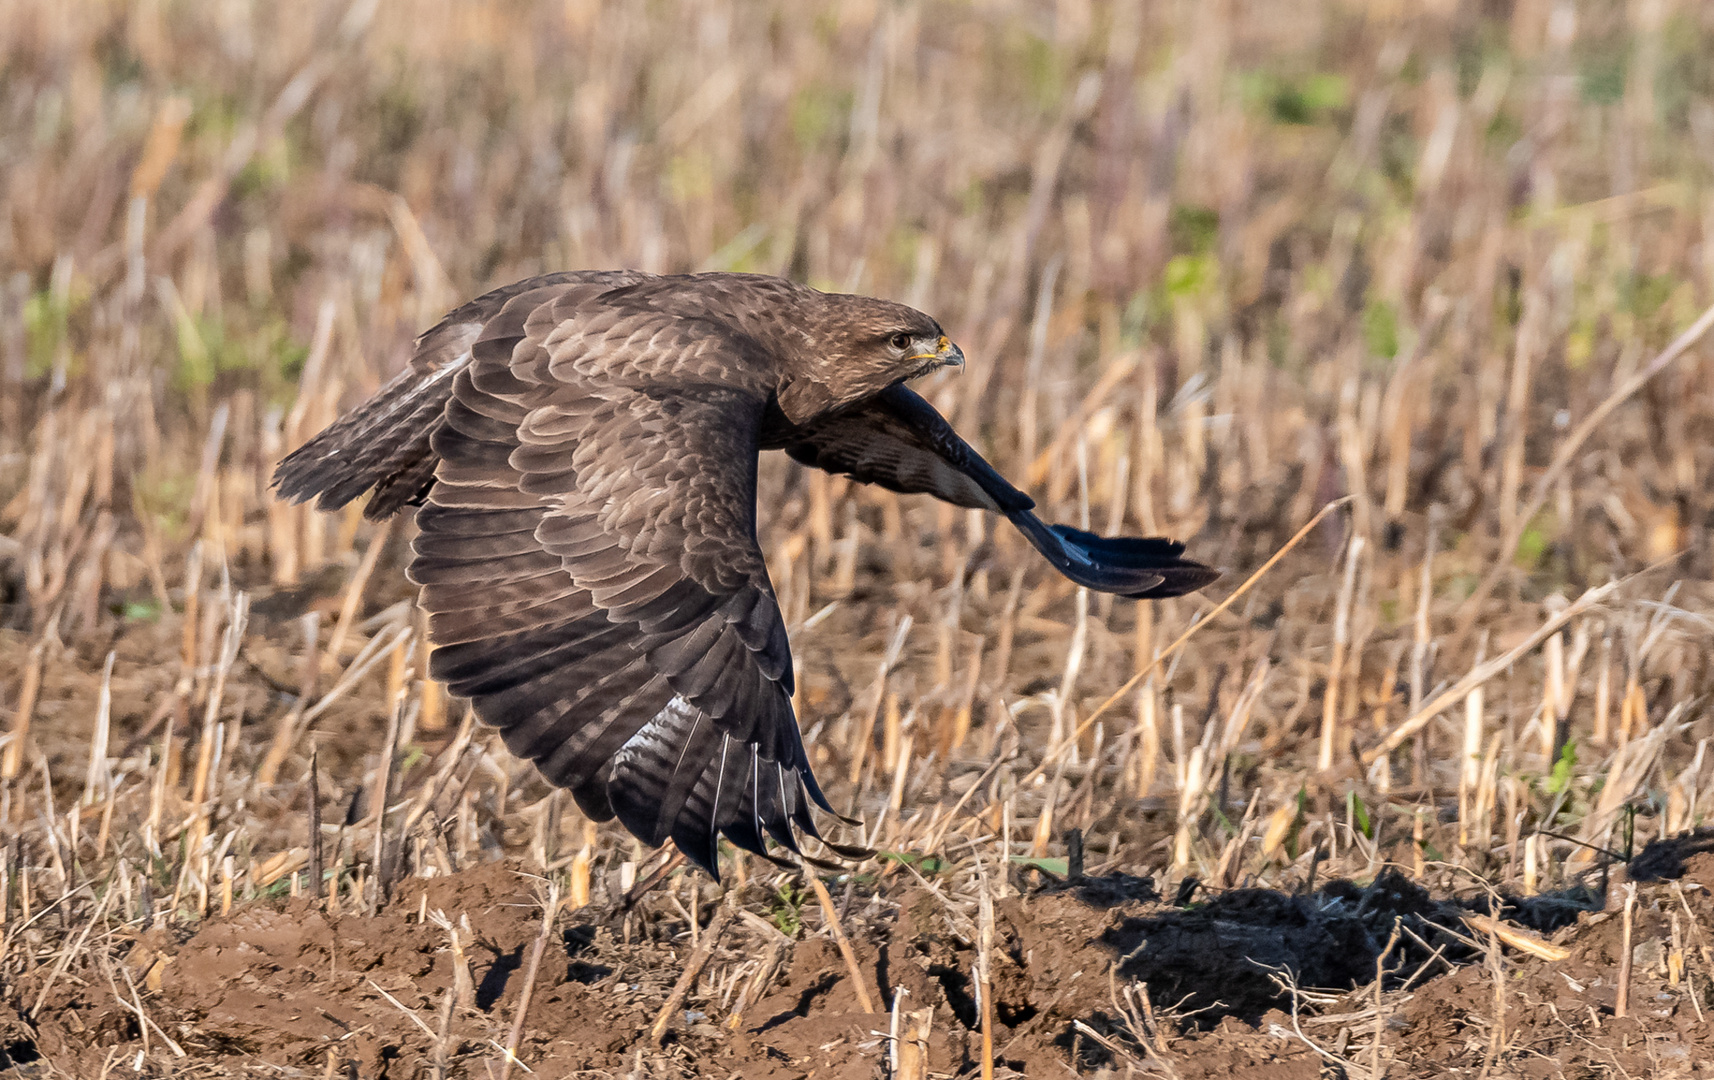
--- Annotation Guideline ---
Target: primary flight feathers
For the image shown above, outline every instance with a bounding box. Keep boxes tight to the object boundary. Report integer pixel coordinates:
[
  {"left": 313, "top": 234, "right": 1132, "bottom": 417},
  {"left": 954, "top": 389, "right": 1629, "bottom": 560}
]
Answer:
[{"left": 273, "top": 271, "right": 1218, "bottom": 877}]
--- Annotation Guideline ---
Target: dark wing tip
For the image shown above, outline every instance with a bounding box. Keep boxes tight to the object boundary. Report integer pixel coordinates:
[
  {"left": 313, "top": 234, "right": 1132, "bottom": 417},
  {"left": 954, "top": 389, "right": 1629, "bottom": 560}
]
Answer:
[
  {"left": 270, "top": 406, "right": 439, "bottom": 520},
  {"left": 1009, "top": 512, "right": 1220, "bottom": 598},
  {"left": 1045, "top": 524, "right": 1185, "bottom": 564},
  {"left": 1047, "top": 524, "right": 1222, "bottom": 597}
]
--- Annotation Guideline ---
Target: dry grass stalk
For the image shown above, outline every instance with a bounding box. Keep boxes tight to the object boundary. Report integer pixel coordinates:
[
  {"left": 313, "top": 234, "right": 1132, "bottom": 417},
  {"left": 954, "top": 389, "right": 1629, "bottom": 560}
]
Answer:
[
  {"left": 2, "top": 637, "right": 48, "bottom": 783},
  {"left": 433, "top": 983, "right": 456, "bottom": 1079},
  {"left": 298, "top": 620, "right": 412, "bottom": 727},
  {"left": 1320, "top": 534, "right": 1363, "bottom": 774},
  {"left": 321, "top": 519, "right": 393, "bottom": 666},
  {"left": 1615, "top": 883, "right": 1637, "bottom": 1020},
  {"left": 850, "top": 616, "right": 912, "bottom": 785},
  {"left": 806, "top": 871, "right": 876, "bottom": 1015},
  {"left": 1457, "top": 645, "right": 1485, "bottom": 850},
  {"left": 81, "top": 650, "right": 115, "bottom": 806},
  {"left": 1593, "top": 634, "right": 1614, "bottom": 746},
  {"left": 1541, "top": 623, "right": 1565, "bottom": 771},
  {"left": 1369, "top": 920, "right": 1401, "bottom": 1080},
  {"left": 1458, "top": 297, "right": 1714, "bottom": 637},
  {"left": 424, "top": 909, "right": 477, "bottom": 1014},
  {"left": 1133, "top": 677, "right": 1162, "bottom": 800},
  {"left": 1172, "top": 744, "right": 1207, "bottom": 872},
  {"left": 649, "top": 888, "right": 735, "bottom": 1045},
  {"left": 187, "top": 594, "right": 248, "bottom": 844},
  {"left": 368, "top": 693, "right": 408, "bottom": 903},
  {"left": 1369, "top": 580, "right": 1620, "bottom": 761},
  {"left": 1483, "top": 922, "right": 1505, "bottom": 1069},
  {"left": 219, "top": 854, "right": 234, "bottom": 916},
  {"left": 179, "top": 542, "right": 203, "bottom": 678},
  {"left": 499, "top": 878, "right": 562, "bottom": 1076},
  {"left": 1521, "top": 831, "right": 1538, "bottom": 896},
  {"left": 976, "top": 858, "right": 996, "bottom": 1080}
]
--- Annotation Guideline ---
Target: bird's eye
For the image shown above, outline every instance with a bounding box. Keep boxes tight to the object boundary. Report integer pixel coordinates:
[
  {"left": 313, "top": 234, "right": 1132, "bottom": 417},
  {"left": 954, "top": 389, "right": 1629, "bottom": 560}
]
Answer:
[{"left": 889, "top": 332, "right": 913, "bottom": 351}]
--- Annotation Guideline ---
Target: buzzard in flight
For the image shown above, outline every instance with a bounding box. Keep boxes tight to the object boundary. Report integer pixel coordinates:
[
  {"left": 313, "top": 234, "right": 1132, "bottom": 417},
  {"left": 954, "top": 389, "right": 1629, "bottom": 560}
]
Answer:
[{"left": 274, "top": 271, "right": 1217, "bottom": 876}]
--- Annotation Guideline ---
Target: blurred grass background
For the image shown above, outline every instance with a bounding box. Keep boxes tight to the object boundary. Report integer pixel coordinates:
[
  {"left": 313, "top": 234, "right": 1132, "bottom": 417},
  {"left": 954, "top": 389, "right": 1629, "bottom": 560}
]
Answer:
[
  {"left": 8, "top": 0, "right": 1714, "bottom": 585},
  {"left": 4, "top": 0, "right": 1714, "bottom": 1062}
]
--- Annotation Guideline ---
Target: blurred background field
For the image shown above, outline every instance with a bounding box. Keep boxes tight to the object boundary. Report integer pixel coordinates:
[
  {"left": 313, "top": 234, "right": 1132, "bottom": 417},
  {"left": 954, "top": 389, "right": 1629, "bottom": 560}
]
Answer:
[{"left": 5, "top": 0, "right": 1714, "bottom": 1076}]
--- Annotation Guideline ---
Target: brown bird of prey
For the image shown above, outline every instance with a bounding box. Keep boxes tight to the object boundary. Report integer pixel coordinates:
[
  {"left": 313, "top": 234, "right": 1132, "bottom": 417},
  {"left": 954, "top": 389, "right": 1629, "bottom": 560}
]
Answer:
[{"left": 274, "top": 271, "right": 1217, "bottom": 876}]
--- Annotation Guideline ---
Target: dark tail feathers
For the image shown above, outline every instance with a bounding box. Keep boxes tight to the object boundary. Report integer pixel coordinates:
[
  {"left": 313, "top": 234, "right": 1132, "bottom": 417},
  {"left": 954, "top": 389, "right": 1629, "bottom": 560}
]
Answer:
[{"left": 272, "top": 365, "right": 458, "bottom": 520}]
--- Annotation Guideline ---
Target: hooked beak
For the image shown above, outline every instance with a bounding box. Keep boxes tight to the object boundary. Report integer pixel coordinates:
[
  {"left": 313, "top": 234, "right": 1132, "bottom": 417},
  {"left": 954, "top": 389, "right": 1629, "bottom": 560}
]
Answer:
[{"left": 908, "top": 335, "right": 965, "bottom": 373}]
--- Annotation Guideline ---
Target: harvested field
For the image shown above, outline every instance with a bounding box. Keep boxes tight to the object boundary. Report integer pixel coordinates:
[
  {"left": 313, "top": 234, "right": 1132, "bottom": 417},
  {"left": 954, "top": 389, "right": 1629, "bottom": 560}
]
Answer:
[
  {"left": 5, "top": 1, "right": 1714, "bottom": 1077},
  {"left": 18, "top": 842, "right": 1714, "bottom": 1077}
]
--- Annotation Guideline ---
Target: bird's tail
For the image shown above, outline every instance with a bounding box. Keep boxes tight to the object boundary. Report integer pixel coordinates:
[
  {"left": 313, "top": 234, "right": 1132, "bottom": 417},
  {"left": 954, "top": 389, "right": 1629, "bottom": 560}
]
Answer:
[{"left": 271, "top": 325, "right": 479, "bottom": 520}]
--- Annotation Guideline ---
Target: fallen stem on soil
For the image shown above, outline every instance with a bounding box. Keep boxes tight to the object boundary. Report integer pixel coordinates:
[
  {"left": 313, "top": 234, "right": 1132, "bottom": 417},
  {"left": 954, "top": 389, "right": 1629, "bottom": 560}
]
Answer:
[
  {"left": 109, "top": 956, "right": 186, "bottom": 1059},
  {"left": 1265, "top": 964, "right": 1357, "bottom": 1071},
  {"left": 622, "top": 847, "right": 687, "bottom": 910},
  {"left": 29, "top": 882, "right": 112, "bottom": 1019},
  {"left": 1462, "top": 913, "right": 1570, "bottom": 962},
  {"left": 369, "top": 978, "right": 440, "bottom": 1042}
]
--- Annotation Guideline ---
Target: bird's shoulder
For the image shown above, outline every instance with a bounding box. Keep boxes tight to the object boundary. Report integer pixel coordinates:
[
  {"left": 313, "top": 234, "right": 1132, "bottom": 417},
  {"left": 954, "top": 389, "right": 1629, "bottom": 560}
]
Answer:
[{"left": 417, "top": 271, "right": 815, "bottom": 394}]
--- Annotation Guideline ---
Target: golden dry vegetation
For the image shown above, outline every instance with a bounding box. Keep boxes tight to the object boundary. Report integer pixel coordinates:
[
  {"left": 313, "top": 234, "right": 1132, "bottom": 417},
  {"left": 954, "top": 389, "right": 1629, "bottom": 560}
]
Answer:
[{"left": 4, "top": 1, "right": 1714, "bottom": 1077}]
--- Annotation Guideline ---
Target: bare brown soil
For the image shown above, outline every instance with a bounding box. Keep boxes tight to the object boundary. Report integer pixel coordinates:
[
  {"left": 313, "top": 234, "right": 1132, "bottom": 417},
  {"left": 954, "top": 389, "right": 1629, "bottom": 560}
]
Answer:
[{"left": 14, "top": 845, "right": 1714, "bottom": 1078}]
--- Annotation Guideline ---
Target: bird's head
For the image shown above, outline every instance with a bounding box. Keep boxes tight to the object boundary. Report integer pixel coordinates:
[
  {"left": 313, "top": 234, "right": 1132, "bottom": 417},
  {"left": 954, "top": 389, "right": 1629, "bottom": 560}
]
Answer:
[{"left": 775, "top": 293, "right": 964, "bottom": 424}]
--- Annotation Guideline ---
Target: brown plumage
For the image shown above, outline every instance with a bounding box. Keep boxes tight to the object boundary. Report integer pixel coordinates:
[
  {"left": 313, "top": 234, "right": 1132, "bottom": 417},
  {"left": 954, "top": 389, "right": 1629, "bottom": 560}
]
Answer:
[{"left": 273, "top": 271, "right": 1218, "bottom": 877}]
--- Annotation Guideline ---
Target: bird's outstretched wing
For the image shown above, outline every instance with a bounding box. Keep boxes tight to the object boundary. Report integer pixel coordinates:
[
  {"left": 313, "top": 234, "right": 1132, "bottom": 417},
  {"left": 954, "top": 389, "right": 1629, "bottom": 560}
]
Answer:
[
  {"left": 377, "top": 283, "right": 840, "bottom": 878},
  {"left": 779, "top": 384, "right": 1220, "bottom": 598}
]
